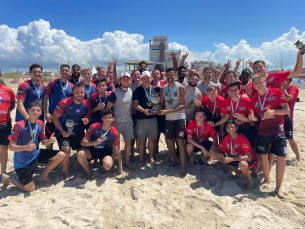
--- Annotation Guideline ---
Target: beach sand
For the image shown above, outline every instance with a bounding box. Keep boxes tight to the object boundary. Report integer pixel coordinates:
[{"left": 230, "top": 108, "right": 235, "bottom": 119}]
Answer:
[{"left": 0, "top": 80, "right": 304, "bottom": 229}]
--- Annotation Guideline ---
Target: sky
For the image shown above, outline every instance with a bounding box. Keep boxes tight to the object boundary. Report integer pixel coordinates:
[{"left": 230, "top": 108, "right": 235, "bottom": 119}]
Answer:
[{"left": 0, "top": 0, "right": 304, "bottom": 73}]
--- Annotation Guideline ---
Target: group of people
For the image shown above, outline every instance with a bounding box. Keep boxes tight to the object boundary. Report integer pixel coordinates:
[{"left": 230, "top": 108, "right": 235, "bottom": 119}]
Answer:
[{"left": 0, "top": 50, "right": 302, "bottom": 198}]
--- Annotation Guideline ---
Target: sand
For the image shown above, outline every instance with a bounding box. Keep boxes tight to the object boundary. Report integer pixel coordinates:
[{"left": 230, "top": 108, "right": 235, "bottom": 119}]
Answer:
[{"left": 0, "top": 80, "right": 305, "bottom": 229}]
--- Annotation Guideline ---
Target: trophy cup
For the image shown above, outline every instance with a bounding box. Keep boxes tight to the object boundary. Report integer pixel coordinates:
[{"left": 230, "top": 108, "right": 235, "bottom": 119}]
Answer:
[
  {"left": 66, "top": 119, "right": 75, "bottom": 135},
  {"left": 295, "top": 40, "right": 305, "bottom": 55},
  {"left": 149, "top": 94, "right": 161, "bottom": 114}
]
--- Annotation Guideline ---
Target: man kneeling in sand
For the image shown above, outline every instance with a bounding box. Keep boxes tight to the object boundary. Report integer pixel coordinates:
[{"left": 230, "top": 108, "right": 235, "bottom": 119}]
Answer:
[
  {"left": 210, "top": 120, "right": 258, "bottom": 188},
  {"left": 186, "top": 108, "right": 218, "bottom": 165},
  {"left": 77, "top": 109, "right": 124, "bottom": 179},
  {"left": 2, "top": 102, "right": 65, "bottom": 192}
]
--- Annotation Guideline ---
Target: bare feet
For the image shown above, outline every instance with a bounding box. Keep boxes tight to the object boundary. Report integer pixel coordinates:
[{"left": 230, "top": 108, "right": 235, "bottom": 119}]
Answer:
[
  {"left": 39, "top": 176, "right": 54, "bottom": 184},
  {"left": 2, "top": 174, "right": 10, "bottom": 186},
  {"left": 64, "top": 173, "right": 73, "bottom": 181},
  {"left": 180, "top": 168, "right": 186, "bottom": 177},
  {"left": 117, "top": 169, "right": 126, "bottom": 175},
  {"left": 274, "top": 188, "right": 286, "bottom": 199},
  {"left": 262, "top": 178, "right": 271, "bottom": 185},
  {"left": 85, "top": 170, "right": 92, "bottom": 180}
]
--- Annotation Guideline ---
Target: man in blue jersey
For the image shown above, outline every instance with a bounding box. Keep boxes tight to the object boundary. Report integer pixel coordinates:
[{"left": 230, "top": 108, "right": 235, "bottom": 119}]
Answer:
[
  {"left": 2, "top": 102, "right": 65, "bottom": 192},
  {"left": 69, "top": 64, "right": 83, "bottom": 85},
  {"left": 43, "top": 64, "right": 74, "bottom": 149},
  {"left": 16, "top": 64, "right": 46, "bottom": 122}
]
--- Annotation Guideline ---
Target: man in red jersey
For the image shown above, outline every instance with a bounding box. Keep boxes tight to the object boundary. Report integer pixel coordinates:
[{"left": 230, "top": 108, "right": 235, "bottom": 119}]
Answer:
[
  {"left": 211, "top": 120, "right": 258, "bottom": 189},
  {"left": 186, "top": 108, "right": 218, "bottom": 165},
  {"left": 282, "top": 79, "right": 300, "bottom": 161},
  {"left": 249, "top": 73, "right": 290, "bottom": 198},
  {"left": 246, "top": 50, "right": 303, "bottom": 89},
  {"left": 0, "top": 83, "right": 15, "bottom": 182},
  {"left": 221, "top": 71, "right": 246, "bottom": 99}
]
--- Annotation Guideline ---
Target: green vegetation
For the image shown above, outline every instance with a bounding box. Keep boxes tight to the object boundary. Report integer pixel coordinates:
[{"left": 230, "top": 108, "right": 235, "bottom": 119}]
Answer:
[{"left": 2, "top": 73, "right": 59, "bottom": 83}]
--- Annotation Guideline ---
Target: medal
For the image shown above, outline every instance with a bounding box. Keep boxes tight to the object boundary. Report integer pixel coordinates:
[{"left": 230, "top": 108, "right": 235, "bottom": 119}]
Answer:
[
  {"left": 147, "top": 101, "right": 152, "bottom": 106},
  {"left": 231, "top": 95, "right": 240, "bottom": 117},
  {"left": 143, "top": 86, "right": 152, "bottom": 107},
  {"left": 168, "top": 100, "right": 173, "bottom": 106},
  {"left": 36, "top": 98, "right": 42, "bottom": 104},
  {"left": 258, "top": 89, "right": 268, "bottom": 118},
  {"left": 27, "top": 120, "right": 38, "bottom": 148},
  {"left": 259, "top": 111, "right": 264, "bottom": 118},
  {"left": 31, "top": 80, "right": 42, "bottom": 103},
  {"left": 187, "top": 101, "right": 193, "bottom": 108},
  {"left": 167, "top": 83, "right": 176, "bottom": 106},
  {"left": 186, "top": 86, "right": 196, "bottom": 108},
  {"left": 83, "top": 82, "right": 92, "bottom": 100},
  {"left": 59, "top": 79, "right": 68, "bottom": 100}
]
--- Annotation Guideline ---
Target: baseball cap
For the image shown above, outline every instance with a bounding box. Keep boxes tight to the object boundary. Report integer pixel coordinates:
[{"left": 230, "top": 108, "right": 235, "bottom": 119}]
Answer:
[
  {"left": 141, "top": 71, "right": 151, "bottom": 77},
  {"left": 120, "top": 72, "right": 130, "bottom": 78}
]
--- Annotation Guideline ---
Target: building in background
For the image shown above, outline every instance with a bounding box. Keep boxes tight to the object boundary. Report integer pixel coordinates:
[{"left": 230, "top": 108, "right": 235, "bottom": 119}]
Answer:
[
  {"left": 149, "top": 36, "right": 182, "bottom": 69},
  {"left": 190, "top": 61, "right": 226, "bottom": 74}
]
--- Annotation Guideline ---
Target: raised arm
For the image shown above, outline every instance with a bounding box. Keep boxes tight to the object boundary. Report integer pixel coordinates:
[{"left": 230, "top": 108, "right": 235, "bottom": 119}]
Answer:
[
  {"left": 287, "top": 51, "right": 303, "bottom": 79},
  {"left": 219, "top": 59, "right": 231, "bottom": 86},
  {"left": 234, "top": 58, "right": 242, "bottom": 75},
  {"left": 168, "top": 52, "right": 178, "bottom": 72},
  {"left": 179, "top": 52, "right": 189, "bottom": 67}
]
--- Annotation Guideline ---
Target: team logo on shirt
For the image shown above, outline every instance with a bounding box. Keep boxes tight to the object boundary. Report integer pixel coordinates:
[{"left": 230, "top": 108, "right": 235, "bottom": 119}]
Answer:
[
  {"left": 227, "top": 107, "right": 231, "bottom": 111},
  {"left": 226, "top": 144, "right": 230, "bottom": 149},
  {"left": 9, "top": 128, "right": 15, "bottom": 136},
  {"left": 174, "top": 92, "right": 178, "bottom": 97},
  {"left": 56, "top": 104, "right": 61, "bottom": 111},
  {"left": 239, "top": 107, "right": 246, "bottom": 110},
  {"left": 267, "top": 78, "right": 274, "bottom": 83},
  {"left": 267, "top": 96, "right": 275, "bottom": 101},
  {"left": 76, "top": 109, "right": 80, "bottom": 113},
  {"left": 17, "top": 88, "right": 23, "bottom": 95},
  {"left": 255, "top": 103, "right": 259, "bottom": 108}
]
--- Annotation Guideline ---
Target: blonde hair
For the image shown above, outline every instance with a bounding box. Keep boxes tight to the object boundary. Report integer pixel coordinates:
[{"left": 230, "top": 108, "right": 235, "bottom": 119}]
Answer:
[
  {"left": 252, "top": 73, "right": 266, "bottom": 83},
  {"left": 207, "top": 84, "right": 217, "bottom": 92},
  {"left": 81, "top": 67, "right": 92, "bottom": 75}
]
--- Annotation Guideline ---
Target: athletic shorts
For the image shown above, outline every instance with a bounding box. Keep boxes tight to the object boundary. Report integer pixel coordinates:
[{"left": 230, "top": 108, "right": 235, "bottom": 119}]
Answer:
[
  {"left": 87, "top": 146, "right": 113, "bottom": 161},
  {"left": 0, "top": 122, "right": 11, "bottom": 145},
  {"left": 135, "top": 118, "right": 158, "bottom": 140},
  {"left": 165, "top": 119, "right": 186, "bottom": 140},
  {"left": 15, "top": 149, "right": 59, "bottom": 185},
  {"left": 237, "top": 127, "right": 257, "bottom": 149},
  {"left": 256, "top": 134, "right": 287, "bottom": 157},
  {"left": 156, "top": 115, "right": 165, "bottom": 133},
  {"left": 56, "top": 130, "right": 84, "bottom": 150},
  {"left": 227, "top": 159, "right": 257, "bottom": 170},
  {"left": 192, "top": 140, "right": 213, "bottom": 153},
  {"left": 45, "top": 122, "right": 55, "bottom": 138},
  {"left": 284, "top": 121, "right": 293, "bottom": 140},
  {"left": 115, "top": 121, "right": 134, "bottom": 141}
]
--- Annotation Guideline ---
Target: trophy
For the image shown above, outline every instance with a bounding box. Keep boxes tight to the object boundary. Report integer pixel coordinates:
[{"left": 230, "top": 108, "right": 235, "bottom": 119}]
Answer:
[
  {"left": 295, "top": 40, "right": 305, "bottom": 55},
  {"left": 149, "top": 94, "right": 161, "bottom": 114},
  {"left": 66, "top": 119, "right": 75, "bottom": 135}
]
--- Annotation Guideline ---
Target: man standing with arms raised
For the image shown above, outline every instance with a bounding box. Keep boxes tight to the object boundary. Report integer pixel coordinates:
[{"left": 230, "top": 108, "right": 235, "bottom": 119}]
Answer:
[
  {"left": 249, "top": 73, "right": 290, "bottom": 198},
  {"left": 107, "top": 72, "right": 134, "bottom": 170},
  {"left": 198, "top": 67, "right": 217, "bottom": 97},
  {"left": 160, "top": 68, "right": 187, "bottom": 177},
  {"left": 43, "top": 64, "right": 74, "bottom": 149}
]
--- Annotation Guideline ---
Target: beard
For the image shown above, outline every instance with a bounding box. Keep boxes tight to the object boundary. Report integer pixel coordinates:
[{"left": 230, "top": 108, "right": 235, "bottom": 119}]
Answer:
[
  {"left": 179, "top": 74, "right": 185, "bottom": 79},
  {"left": 189, "top": 82, "right": 197, "bottom": 87},
  {"left": 72, "top": 73, "right": 80, "bottom": 78},
  {"left": 74, "top": 96, "right": 84, "bottom": 102}
]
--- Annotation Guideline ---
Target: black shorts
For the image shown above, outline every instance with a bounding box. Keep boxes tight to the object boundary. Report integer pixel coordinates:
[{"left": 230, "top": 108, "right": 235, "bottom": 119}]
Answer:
[
  {"left": 165, "top": 119, "right": 186, "bottom": 140},
  {"left": 45, "top": 122, "right": 55, "bottom": 138},
  {"left": 15, "top": 149, "right": 59, "bottom": 185},
  {"left": 56, "top": 130, "right": 84, "bottom": 150},
  {"left": 87, "top": 147, "right": 113, "bottom": 161},
  {"left": 156, "top": 115, "right": 166, "bottom": 133},
  {"left": 0, "top": 122, "right": 11, "bottom": 145},
  {"left": 192, "top": 141, "right": 213, "bottom": 153},
  {"left": 256, "top": 134, "right": 287, "bottom": 157},
  {"left": 237, "top": 127, "right": 257, "bottom": 149},
  {"left": 284, "top": 121, "right": 293, "bottom": 139}
]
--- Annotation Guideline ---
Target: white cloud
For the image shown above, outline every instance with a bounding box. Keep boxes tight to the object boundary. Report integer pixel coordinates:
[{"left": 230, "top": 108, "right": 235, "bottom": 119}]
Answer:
[{"left": 0, "top": 20, "right": 304, "bottom": 73}]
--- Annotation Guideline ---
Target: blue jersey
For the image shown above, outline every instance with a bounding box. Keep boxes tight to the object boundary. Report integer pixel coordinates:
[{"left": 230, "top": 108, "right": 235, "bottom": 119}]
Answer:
[
  {"left": 83, "top": 82, "right": 97, "bottom": 101},
  {"left": 89, "top": 91, "right": 111, "bottom": 123},
  {"left": 69, "top": 77, "right": 83, "bottom": 85},
  {"left": 16, "top": 80, "right": 46, "bottom": 122},
  {"left": 44, "top": 79, "right": 74, "bottom": 115},
  {"left": 8, "top": 120, "right": 47, "bottom": 169},
  {"left": 54, "top": 97, "right": 91, "bottom": 132}
]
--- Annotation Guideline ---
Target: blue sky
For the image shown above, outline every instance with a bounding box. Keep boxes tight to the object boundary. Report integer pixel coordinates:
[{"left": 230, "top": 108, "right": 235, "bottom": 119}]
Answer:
[{"left": 1, "top": 0, "right": 304, "bottom": 53}]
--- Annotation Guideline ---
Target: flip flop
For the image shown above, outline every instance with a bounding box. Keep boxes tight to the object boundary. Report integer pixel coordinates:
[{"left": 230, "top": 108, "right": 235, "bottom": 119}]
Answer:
[
  {"left": 137, "top": 162, "right": 145, "bottom": 167},
  {"left": 150, "top": 161, "right": 157, "bottom": 165}
]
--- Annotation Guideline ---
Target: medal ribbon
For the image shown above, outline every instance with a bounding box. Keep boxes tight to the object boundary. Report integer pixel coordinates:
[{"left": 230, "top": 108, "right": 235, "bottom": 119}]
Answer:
[
  {"left": 143, "top": 86, "right": 152, "bottom": 102},
  {"left": 230, "top": 134, "right": 236, "bottom": 157},
  {"left": 59, "top": 79, "right": 68, "bottom": 98},
  {"left": 210, "top": 99, "right": 217, "bottom": 116},
  {"left": 31, "top": 80, "right": 41, "bottom": 99},
  {"left": 100, "top": 126, "right": 111, "bottom": 138},
  {"left": 27, "top": 120, "right": 38, "bottom": 146},
  {"left": 99, "top": 92, "right": 108, "bottom": 104},
  {"left": 167, "top": 83, "right": 176, "bottom": 101},
  {"left": 153, "top": 81, "right": 160, "bottom": 87},
  {"left": 186, "top": 86, "right": 194, "bottom": 103},
  {"left": 196, "top": 123, "right": 204, "bottom": 142},
  {"left": 72, "top": 78, "right": 80, "bottom": 85},
  {"left": 83, "top": 82, "right": 92, "bottom": 99},
  {"left": 258, "top": 89, "right": 268, "bottom": 112},
  {"left": 231, "top": 95, "right": 240, "bottom": 116}
]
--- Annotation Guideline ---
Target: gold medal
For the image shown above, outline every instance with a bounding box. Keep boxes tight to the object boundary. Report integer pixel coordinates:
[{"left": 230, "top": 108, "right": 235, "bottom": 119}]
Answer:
[
  {"left": 187, "top": 100, "right": 193, "bottom": 108},
  {"left": 259, "top": 111, "right": 264, "bottom": 118}
]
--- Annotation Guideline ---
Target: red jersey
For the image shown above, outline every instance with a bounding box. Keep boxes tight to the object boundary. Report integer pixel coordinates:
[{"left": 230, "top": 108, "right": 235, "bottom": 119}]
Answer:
[
  {"left": 221, "top": 86, "right": 246, "bottom": 99},
  {"left": 219, "top": 133, "right": 253, "bottom": 158},
  {"left": 151, "top": 81, "right": 167, "bottom": 87},
  {"left": 284, "top": 85, "right": 299, "bottom": 121},
  {"left": 221, "top": 96, "right": 253, "bottom": 129},
  {"left": 241, "top": 82, "right": 257, "bottom": 97},
  {"left": 251, "top": 88, "right": 287, "bottom": 136},
  {"left": 185, "top": 119, "right": 217, "bottom": 143},
  {"left": 266, "top": 71, "right": 290, "bottom": 89},
  {"left": 201, "top": 95, "right": 224, "bottom": 121},
  {"left": 0, "top": 84, "right": 16, "bottom": 124}
]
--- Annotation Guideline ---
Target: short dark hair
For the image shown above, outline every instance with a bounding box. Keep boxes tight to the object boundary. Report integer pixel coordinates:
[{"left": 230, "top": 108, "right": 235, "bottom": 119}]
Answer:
[
  {"left": 225, "top": 119, "right": 237, "bottom": 129},
  {"left": 227, "top": 80, "right": 241, "bottom": 90},
  {"left": 30, "top": 64, "right": 43, "bottom": 72},
  {"left": 95, "top": 78, "right": 107, "bottom": 86},
  {"left": 189, "top": 73, "right": 199, "bottom": 80},
  {"left": 224, "top": 70, "right": 236, "bottom": 78},
  {"left": 178, "top": 66, "right": 186, "bottom": 72},
  {"left": 132, "top": 70, "right": 141, "bottom": 77},
  {"left": 241, "top": 68, "right": 252, "bottom": 75},
  {"left": 155, "top": 64, "right": 164, "bottom": 72},
  {"left": 72, "top": 64, "right": 81, "bottom": 70},
  {"left": 203, "top": 67, "right": 213, "bottom": 74},
  {"left": 101, "top": 108, "right": 114, "bottom": 117},
  {"left": 166, "top": 67, "right": 175, "bottom": 73},
  {"left": 28, "top": 101, "right": 42, "bottom": 110},
  {"left": 152, "top": 69, "right": 161, "bottom": 74},
  {"left": 139, "top": 61, "right": 147, "bottom": 67},
  {"left": 195, "top": 107, "right": 208, "bottom": 117},
  {"left": 253, "top": 60, "right": 266, "bottom": 66},
  {"left": 73, "top": 82, "right": 85, "bottom": 91},
  {"left": 60, "top": 64, "right": 70, "bottom": 70}
]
